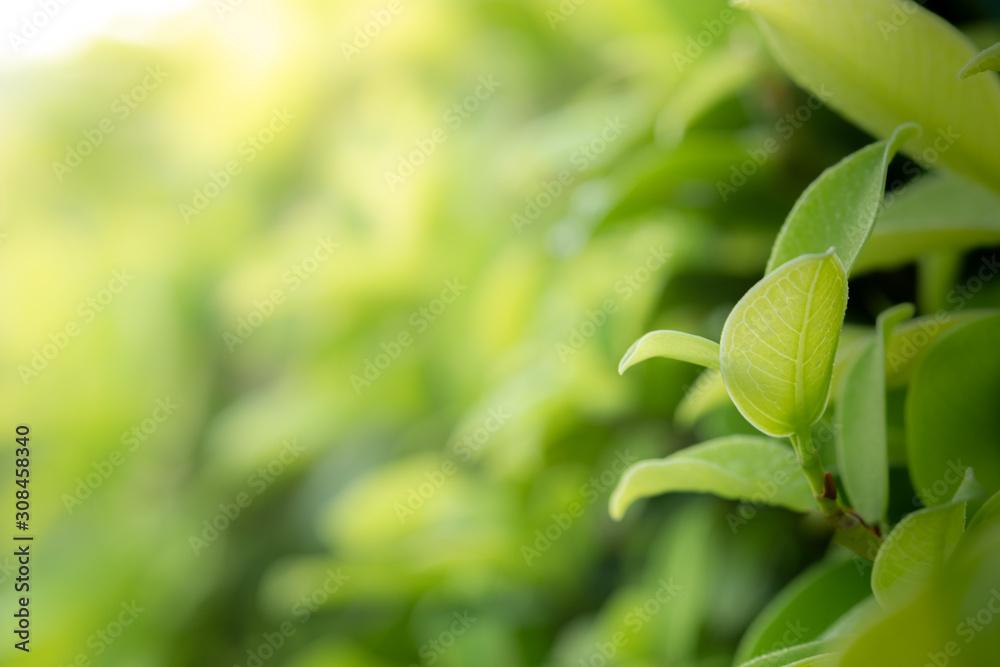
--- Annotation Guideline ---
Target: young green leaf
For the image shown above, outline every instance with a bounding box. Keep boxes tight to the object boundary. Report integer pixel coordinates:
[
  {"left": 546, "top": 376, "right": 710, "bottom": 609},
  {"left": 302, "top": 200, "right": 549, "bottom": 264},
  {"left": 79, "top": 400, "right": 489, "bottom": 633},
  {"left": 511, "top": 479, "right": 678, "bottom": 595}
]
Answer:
[
  {"left": 835, "top": 303, "right": 913, "bottom": 525},
  {"left": 853, "top": 174, "right": 1000, "bottom": 275},
  {"left": 721, "top": 250, "right": 848, "bottom": 437},
  {"left": 609, "top": 435, "right": 814, "bottom": 520},
  {"left": 736, "top": 0, "right": 1000, "bottom": 194},
  {"left": 676, "top": 325, "right": 870, "bottom": 427},
  {"left": 735, "top": 558, "right": 872, "bottom": 664},
  {"left": 906, "top": 313, "right": 1000, "bottom": 508},
  {"left": 871, "top": 502, "right": 966, "bottom": 609},
  {"left": 674, "top": 310, "right": 990, "bottom": 426},
  {"left": 949, "top": 467, "right": 983, "bottom": 504},
  {"left": 767, "top": 124, "right": 918, "bottom": 275},
  {"left": 618, "top": 330, "right": 721, "bottom": 375},
  {"left": 959, "top": 42, "right": 1000, "bottom": 80},
  {"left": 814, "top": 504, "right": 1000, "bottom": 665}
]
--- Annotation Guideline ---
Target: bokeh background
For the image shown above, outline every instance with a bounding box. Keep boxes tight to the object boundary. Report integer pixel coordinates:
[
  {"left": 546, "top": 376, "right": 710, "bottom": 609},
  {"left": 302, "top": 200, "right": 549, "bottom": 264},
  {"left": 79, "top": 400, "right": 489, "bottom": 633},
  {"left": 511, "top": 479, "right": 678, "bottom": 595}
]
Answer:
[{"left": 3, "top": 1, "right": 1000, "bottom": 665}]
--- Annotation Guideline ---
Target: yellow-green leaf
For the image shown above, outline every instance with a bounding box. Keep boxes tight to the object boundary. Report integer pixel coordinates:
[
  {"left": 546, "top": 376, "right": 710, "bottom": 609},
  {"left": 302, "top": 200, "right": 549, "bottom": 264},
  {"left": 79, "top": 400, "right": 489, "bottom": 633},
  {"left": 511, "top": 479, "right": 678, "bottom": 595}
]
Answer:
[
  {"left": 871, "top": 502, "right": 966, "bottom": 609},
  {"left": 835, "top": 303, "right": 913, "bottom": 525},
  {"left": 853, "top": 174, "right": 1000, "bottom": 275},
  {"left": 959, "top": 42, "right": 1000, "bottom": 80},
  {"left": 721, "top": 250, "right": 848, "bottom": 437},
  {"left": 618, "top": 330, "right": 721, "bottom": 374},
  {"left": 609, "top": 435, "right": 814, "bottom": 520},
  {"left": 737, "top": 0, "right": 1000, "bottom": 194},
  {"left": 767, "top": 124, "right": 918, "bottom": 274}
]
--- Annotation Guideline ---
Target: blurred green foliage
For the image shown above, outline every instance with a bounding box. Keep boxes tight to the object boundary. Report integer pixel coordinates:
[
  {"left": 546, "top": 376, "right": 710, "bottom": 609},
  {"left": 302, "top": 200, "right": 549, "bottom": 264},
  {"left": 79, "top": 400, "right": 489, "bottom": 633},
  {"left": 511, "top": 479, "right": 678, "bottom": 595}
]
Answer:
[{"left": 2, "top": 1, "right": 1000, "bottom": 666}]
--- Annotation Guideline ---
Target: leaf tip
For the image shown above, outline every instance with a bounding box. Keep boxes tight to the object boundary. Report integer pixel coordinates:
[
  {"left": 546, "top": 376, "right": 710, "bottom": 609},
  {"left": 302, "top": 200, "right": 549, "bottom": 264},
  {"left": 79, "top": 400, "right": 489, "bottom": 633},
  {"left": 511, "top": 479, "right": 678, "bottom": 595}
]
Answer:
[
  {"left": 608, "top": 486, "right": 627, "bottom": 521},
  {"left": 618, "top": 340, "right": 640, "bottom": 375},
  {"left": 888, "top": 122, "right": 922, "bottom": 153}
]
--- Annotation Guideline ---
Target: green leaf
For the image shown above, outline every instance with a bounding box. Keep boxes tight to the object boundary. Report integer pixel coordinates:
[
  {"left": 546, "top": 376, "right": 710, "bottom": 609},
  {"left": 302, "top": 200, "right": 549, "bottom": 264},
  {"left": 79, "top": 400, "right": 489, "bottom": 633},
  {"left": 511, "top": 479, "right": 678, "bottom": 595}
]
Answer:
[
  {"left": 915, "top": 251, "right": 962, "bottom": 314},
  {"left": 871, "top": 502, "right": 966, "bottom": 609},
  {"left": 906, "top": 313, "right": 1000, "bottom": 508},
  {"left": 839, "top": 524, "right": 1000, "bottom": 665},
  {"left": 835, "top": 303, "right": 913, "bottom": 524},
  {"left": 967, "top": 489, "right": 1000, "bottom": 534},
  {"left": 736, "top": 640, "right": 837, "bottom": 667},
  {"left": 677, "top": 311, "right": 994, "bottom": 426},
  {"left": 949, "top": 467, "right": 983, "bottom": 504},
  {"left": 618, "top": 330, "right": 721, "bottom": 375},
  {"left": 737, "top": 0, "right": 1000, "bottom": 194},
  {"left": 767, "top": 125, "right": 918, "bottom": 274},
  {"left": 853, "top": 174, "right": 1000, "bottom": 275},
  {"left": 884, "top": 310, "right": 997, "bottom": 388},
  {"left": 735, "top": 558, "right": 872, "bottom": 663},
  {"left": 959, "top": 41, "right": 1000, "bottom": 80},
  {"left": 609, "top": 435, "right": 814, "bottom": 520},
  {"left": 721, "top": 250, "right": 848, "bottom": 437}
]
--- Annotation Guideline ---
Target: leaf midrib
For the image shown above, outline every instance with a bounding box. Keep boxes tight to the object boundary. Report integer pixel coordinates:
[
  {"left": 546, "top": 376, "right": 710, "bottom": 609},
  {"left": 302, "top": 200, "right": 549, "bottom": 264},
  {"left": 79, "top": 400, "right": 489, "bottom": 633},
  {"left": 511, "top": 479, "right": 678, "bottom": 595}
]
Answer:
[{"left": 794, "top": 262, "right": 824, "bottom": 426}]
